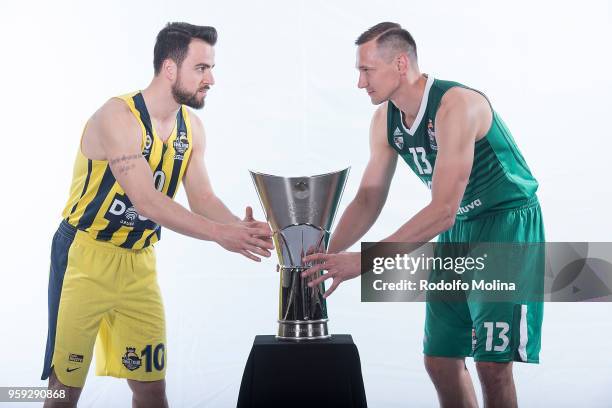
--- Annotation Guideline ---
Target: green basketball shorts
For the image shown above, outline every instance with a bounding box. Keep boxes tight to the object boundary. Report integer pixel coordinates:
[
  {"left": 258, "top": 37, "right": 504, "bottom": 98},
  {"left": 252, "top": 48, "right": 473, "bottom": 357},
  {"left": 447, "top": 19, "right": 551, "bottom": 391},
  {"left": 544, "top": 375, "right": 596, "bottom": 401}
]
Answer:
[{"left": 424, "top": 196, "right": 544, "bottom": 363}]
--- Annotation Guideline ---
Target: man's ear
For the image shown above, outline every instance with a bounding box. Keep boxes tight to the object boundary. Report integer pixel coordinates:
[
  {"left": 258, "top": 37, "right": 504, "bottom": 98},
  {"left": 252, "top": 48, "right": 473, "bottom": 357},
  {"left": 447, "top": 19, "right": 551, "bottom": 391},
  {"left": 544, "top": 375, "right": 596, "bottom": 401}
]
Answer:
[
  {"left": 162, "top": 59, "right": 177, "bottom": 81},
  {"left": 396, "top": 53, "right": 409, "bottom": 74}
]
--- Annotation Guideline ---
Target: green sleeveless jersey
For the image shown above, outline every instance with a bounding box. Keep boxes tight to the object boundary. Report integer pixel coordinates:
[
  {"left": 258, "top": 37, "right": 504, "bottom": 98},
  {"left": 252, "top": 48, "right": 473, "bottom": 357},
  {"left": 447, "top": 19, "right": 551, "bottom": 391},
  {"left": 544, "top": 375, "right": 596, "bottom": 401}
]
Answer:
[{"left": 387, "top": 75, "right": 538, "bottom": 220}]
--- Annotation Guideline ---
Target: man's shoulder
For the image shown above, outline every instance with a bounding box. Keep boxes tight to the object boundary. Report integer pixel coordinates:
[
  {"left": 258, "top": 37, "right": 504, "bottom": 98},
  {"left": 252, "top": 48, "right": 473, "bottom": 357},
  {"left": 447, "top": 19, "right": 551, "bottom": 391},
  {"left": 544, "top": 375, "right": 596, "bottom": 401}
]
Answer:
[
  {"left": 90, "top": 98, "right": 138, "bottom": 131},
  {"left": 184, "top": 107, "right": 204, "bottom": 132},
  {"left": 372, "top": 102, "right": 389, "bottom": 127},
  {"left": 438, "top": 87, "right": 489, "bottom": 118},
  {"left": 182, "top": 108, "right": 205, "bottom": 151},
  {"left": 368, "top": 103, "right": 393, "bottom": 147},
  {"left": 435, "top": 86, "right": 493, "bottom": 139}
]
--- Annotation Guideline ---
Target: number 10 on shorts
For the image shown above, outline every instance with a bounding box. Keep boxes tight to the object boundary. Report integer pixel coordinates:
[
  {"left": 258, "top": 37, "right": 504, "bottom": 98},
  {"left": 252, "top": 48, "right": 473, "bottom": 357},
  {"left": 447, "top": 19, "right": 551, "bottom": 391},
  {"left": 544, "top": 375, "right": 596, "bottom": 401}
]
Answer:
[{"left": 141, "top": 343, "right": 165, "bottom": 372}]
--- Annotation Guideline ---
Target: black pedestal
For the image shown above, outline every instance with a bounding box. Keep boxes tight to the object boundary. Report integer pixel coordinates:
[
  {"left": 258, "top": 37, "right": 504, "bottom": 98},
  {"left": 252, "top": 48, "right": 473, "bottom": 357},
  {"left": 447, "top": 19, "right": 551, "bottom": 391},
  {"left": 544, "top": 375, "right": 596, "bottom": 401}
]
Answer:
[{"left": 237, "top": 334, "right": 367, "bottom": 408}]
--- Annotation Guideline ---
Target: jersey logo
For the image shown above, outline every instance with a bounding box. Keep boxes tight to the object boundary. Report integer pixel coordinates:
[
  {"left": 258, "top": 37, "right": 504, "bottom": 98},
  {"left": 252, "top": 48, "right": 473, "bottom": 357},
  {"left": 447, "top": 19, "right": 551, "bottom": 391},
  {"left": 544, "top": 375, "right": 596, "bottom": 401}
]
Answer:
[
  {"left": 108, "top": 197, "right": 149, "bottom": 225},
  {"left": 393, "top": 127, "right": 404, "bottom": 149},
  {"left": 427, "top": 119, "right": 437, "bottom": 151},
  {"left": 143, "top": 132, "right": 153, "bottom": 156},
  {"left": 122, "top": 347, "right": 142, "bottom": 371},
  {"left": 104, "top": 194, "right": 158, "bottom": 231},
  {"left": 173, "top": 131, "right": 189, "bottom": 160}
]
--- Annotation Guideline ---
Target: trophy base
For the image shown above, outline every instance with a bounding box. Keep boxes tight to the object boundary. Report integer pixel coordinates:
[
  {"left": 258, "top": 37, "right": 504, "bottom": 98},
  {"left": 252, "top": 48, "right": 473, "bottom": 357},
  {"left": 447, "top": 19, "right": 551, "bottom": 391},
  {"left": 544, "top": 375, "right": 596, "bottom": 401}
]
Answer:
[{"left": 276, "top": 319, "right": 331, "bottom": 341}]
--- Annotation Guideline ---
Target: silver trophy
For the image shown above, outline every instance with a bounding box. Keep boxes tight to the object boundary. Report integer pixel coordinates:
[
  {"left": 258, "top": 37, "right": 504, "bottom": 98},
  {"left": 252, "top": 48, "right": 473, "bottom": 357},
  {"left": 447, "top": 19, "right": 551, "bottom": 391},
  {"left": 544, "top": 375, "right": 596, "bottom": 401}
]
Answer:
[{"left": 250, "top": 168, "right": 350, "bottom": 340}]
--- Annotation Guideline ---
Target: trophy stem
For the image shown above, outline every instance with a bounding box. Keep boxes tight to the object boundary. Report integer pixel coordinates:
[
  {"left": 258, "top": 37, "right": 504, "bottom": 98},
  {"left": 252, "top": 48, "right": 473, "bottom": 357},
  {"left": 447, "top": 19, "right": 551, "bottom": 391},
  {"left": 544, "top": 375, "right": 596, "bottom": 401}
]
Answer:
[{"left": 277, "top": 266, "right": 330, "bottom": 341}]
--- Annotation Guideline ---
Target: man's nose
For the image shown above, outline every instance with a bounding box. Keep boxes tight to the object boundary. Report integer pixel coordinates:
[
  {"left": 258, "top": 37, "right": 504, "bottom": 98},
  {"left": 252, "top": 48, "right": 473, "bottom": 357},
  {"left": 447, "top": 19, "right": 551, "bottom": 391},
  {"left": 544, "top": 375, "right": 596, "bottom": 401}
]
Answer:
[
  {"left": 206, "top": 71, "right": 215, "bottom": 86},
  {"left": 357, "top": 73, "right": 367, "bottom": 89}
]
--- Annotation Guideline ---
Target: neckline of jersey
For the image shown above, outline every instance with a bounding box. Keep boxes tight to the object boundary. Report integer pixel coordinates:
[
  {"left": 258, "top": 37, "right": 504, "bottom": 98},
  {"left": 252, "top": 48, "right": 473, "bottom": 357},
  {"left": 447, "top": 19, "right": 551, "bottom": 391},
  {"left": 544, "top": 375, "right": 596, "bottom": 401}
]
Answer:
[
  {"left": 138, "top": 90, "right": 180, "bottom": 146},
  {"left": 398, "top": 74, "right": 434, "bottom": 136}
]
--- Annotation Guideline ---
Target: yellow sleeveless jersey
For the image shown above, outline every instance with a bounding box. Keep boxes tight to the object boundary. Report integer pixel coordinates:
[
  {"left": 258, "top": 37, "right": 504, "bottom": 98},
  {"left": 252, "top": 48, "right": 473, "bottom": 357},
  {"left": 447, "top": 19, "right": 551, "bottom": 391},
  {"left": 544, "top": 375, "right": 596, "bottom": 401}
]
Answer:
[{"left": 61, "top": 91, "right": 193, "bottom": 249}]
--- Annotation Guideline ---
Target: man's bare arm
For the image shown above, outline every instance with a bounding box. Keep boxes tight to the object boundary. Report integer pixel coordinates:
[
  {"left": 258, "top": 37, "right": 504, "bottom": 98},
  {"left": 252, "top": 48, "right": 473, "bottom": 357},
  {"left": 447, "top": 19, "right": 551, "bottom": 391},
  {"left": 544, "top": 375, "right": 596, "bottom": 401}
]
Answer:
[
  {"left": 182, "top": 113, "right": 241, "bottom": 224},
  {"left": 94, "top": 99, "right": 272, "bottom": 259},
  {"left": 300, "top": 104, "right": 400, "bottom": 295},
  {"left": 327, "top": 104, "right": 398, "bottom": 253},
  {"left": 95, "top": 99, "right": 221, "bottom": 240}
]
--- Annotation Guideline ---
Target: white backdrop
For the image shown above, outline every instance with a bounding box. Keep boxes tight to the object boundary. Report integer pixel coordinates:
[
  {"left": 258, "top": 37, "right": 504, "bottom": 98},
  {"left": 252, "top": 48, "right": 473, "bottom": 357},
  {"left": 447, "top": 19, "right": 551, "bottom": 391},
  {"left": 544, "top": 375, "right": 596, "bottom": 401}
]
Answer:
[{"left": 0, "top": 0, "right": 611, "bottom": 406}]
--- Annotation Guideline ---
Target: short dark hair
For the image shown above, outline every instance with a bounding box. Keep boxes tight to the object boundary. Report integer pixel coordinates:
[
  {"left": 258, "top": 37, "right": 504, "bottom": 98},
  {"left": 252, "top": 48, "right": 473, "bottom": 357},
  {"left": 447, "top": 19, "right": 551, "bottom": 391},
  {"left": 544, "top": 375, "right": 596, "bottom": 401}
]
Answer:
[
  {"left": 355, "top": 22, "right": 417, "bottom": 62},
  {"left": 153, "top": 22, "right": 217, "bottom": 74}
]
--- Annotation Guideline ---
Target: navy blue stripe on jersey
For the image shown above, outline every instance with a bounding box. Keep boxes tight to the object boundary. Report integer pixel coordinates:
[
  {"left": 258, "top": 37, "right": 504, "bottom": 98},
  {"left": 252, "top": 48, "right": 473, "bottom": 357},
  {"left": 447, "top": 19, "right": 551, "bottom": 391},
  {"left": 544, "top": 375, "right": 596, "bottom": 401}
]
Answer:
[
  {"left": 41, "top": 220, "right": 77, "bottom": 381},
  {"left": 153, "top": 144, "right": 168, "bottom": 184},
  {"left": 96, "top": 225, "right": 122, "bottom": 241},
  {"left": 132, "top": 93, "right": 154, "bottom": 161},
  {"left": 76, "top": 166, "right": 116, "bottom": 230},
  {"left": 165, "top": 107, "right": 187, "bottom": 198},
  {"left": 67, "top": 159, "right": 93, "bottom": 223},
  {"left": 120, "top": 229, "right": 146, "bottom": 249},
  {"left": 165, "top": 162, "right": 182, "bottom": 198},
  {"left": 143, "top": 229, "right": 156, "bottom": 247},
  {"left": 143, "top": 226, "right": 162, "bottom": 247},
  {"left": 143, "top": 235, "right": 152, "bottom": 247},
  {"left": 140, "top": 141, "right": 169, "bottom": 248}
]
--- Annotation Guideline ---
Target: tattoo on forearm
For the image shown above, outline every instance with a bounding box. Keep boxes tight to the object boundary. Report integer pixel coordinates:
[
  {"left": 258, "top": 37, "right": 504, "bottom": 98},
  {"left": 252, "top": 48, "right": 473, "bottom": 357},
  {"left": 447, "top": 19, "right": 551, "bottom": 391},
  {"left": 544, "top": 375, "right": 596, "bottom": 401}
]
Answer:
[{"left": 109, "top": 153, "right": 141, "bottom": 175}]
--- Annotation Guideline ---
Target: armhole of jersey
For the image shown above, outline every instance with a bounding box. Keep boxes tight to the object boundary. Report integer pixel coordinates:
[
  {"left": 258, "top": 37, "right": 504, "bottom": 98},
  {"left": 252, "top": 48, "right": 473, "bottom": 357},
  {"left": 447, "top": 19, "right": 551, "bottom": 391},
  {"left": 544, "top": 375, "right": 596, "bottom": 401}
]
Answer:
[
  {"left": 77, "top": 117, "right": 109, "bottom": 164},
  {"left": 181, "top": 107, "right": 194, "bottom": 177},
  {"left": 466, "top": 87, "right": 495, "bottom": 141},
  {"left": 386, "top": 101, "right": 395, "bottom": 147},
  {"left": 112, "top": 94, "right": 149, "bottom": 152},
  {"left": 183, "top": 106, "right": 193, "bottom": 143},
  {"left": 435, "top": 84, "right": 495, "bottom": 142},
  {"left": 77, "top": 121, "right": 90, "bottom": 160}
]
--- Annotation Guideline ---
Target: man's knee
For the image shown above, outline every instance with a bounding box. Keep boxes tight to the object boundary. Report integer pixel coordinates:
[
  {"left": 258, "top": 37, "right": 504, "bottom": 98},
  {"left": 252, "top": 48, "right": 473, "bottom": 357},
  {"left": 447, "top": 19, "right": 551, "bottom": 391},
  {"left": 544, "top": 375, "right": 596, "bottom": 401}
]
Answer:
[
  {"left": 44, "top": 370, "right": 82, "bottom": 408},
  {"left": 128, "top": 379, "right": 166, "bottom": 398},
  {"left": 424, "top": 355, "right": 468, "bottom": 381},
  {"left": 476, "top": 361, "right": 513, "bottom": 387}
]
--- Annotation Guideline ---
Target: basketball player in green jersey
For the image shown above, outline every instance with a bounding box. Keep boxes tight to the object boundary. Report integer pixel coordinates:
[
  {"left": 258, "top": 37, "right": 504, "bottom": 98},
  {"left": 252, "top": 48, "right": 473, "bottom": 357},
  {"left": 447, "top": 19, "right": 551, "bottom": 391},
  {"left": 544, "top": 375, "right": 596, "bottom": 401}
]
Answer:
[
  {"left": 303, "top": 22, "right": 544, "bottom": 407},
  {"left": 42, "top": 23, "right": 273, "bottom": 408}
]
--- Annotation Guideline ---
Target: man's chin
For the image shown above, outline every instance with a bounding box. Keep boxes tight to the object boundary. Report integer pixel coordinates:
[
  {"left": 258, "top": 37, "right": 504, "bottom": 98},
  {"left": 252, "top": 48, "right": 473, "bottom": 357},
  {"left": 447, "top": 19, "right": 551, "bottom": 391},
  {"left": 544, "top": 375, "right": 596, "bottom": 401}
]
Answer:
[{"left": 187, "top": 96, "right": 206, "bottom": 110}]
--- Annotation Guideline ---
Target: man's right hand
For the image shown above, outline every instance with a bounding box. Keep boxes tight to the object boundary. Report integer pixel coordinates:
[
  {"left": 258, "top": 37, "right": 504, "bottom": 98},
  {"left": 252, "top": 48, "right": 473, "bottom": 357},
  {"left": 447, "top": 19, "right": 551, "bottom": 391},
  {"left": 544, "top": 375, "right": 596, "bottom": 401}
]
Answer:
[{"left": 215, "top": 222, "right": 274, "bottom": 262}]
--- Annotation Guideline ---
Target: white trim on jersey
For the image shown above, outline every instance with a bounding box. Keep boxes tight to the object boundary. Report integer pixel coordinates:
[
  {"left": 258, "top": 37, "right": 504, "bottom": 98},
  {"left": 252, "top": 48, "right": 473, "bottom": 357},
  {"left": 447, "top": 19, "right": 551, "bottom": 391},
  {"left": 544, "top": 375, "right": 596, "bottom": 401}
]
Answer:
[
  {"left": 518, "top": 304, "right": 529, "bottom": 361},
  {"left": 399, "top": 74, "right": 435, "bottom": 136}
]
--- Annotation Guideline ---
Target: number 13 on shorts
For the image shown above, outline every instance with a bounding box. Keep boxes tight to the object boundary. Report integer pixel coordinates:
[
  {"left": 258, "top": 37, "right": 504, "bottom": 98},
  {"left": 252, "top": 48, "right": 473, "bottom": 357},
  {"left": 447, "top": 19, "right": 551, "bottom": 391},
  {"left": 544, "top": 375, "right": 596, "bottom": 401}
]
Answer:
[{"left": 483, "top": 321, "right": 510, "bottom": 352}]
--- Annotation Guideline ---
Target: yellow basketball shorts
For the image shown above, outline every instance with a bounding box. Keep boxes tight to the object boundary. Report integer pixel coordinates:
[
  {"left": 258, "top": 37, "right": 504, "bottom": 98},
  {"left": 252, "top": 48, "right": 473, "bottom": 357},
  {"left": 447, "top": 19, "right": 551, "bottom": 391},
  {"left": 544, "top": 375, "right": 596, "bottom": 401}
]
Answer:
[{"left": 41, "top": 220, "right": 166, "bottom": 388}]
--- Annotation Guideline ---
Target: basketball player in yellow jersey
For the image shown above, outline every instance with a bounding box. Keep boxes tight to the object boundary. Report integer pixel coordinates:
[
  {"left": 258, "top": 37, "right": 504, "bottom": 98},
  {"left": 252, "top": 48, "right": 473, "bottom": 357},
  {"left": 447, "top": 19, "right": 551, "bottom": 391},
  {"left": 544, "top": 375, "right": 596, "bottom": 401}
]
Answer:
[{"left": 41, "top": 23, "right": 273, "bottom": 408}]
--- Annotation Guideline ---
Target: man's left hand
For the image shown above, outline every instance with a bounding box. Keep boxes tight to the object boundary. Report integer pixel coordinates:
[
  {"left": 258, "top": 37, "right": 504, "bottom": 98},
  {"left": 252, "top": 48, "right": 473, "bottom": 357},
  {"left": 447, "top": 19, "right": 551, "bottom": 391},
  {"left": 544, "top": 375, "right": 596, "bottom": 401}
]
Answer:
[{"left": 301, "top": 252, "right": 361, "bottom": 298}]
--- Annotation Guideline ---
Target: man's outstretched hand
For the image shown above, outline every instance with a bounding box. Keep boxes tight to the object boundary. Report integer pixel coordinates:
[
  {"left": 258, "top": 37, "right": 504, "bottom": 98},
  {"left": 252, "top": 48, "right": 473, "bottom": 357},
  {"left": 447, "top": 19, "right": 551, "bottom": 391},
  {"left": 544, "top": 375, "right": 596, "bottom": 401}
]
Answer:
[
  {"left": 215, "top": 206, "right": 274, "bottom": 262},
  {"left": 301, "top": 252, "right": 361, "bottom": 298}
]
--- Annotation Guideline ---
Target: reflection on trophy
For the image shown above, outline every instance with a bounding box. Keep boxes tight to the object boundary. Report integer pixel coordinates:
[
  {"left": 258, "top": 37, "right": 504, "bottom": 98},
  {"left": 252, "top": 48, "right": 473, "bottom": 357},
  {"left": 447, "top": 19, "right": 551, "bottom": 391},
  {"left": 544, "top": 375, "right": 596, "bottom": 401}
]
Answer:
[{"left": 250, "top": 168, "right": 350, "bottom": 340}]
